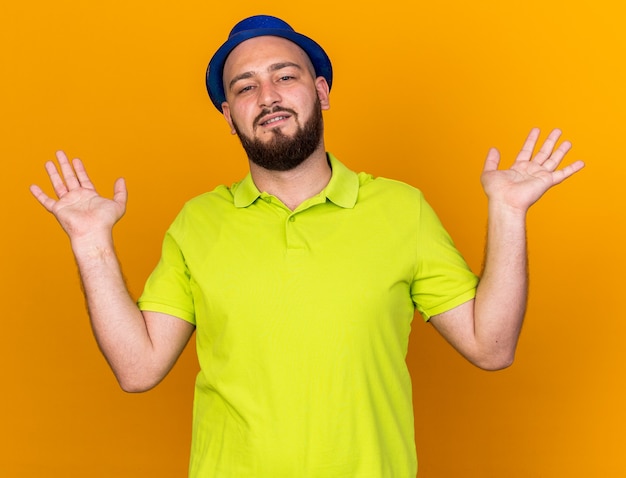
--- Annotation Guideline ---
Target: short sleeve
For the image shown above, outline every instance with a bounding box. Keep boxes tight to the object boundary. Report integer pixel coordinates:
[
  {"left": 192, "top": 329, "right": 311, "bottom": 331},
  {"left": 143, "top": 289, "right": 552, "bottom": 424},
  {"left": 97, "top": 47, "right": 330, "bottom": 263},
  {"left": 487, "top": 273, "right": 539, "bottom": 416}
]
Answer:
[
  {"left": 137, "top": 226, "right": 197, "bottom": 325},
  {"left": 411, "top": 194, "right": 479, "bottom": 319}
]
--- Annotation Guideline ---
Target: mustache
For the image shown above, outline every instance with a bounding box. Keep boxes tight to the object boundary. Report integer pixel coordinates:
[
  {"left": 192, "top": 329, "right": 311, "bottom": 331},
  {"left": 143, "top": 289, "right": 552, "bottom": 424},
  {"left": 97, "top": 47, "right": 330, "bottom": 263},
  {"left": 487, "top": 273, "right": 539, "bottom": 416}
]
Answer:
[{"left": 253, "top": 106, "right": 297, "bottom": 129}]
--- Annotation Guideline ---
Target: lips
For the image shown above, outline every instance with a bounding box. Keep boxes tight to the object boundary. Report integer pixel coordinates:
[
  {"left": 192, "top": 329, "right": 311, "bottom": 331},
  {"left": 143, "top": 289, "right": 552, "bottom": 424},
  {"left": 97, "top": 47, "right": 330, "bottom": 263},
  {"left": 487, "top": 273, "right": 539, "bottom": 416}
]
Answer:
[
  {"left": 259, "top": 114, "right": 290, "bottom": 127},
  {"left": 253, "top": 107, "right": 297, "bottom": 130}
]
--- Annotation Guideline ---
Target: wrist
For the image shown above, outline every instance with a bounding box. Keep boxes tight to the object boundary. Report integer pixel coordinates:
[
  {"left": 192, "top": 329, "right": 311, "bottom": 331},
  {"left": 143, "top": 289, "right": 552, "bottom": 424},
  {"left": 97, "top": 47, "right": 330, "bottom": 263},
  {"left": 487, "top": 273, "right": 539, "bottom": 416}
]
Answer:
[
  {"left": 487, "top": 199, "right": 529, "bottom": 221},
  {"left": 70, "top": 230, "right": 116, "bottom": 261}
]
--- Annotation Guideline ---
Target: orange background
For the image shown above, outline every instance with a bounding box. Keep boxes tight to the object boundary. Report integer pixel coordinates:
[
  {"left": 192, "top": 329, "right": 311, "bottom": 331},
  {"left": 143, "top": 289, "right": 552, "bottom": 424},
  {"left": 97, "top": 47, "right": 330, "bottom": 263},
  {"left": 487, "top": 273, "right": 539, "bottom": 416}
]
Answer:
[{"left": 3, "top": 0, "right": 624, "bottom": 476}]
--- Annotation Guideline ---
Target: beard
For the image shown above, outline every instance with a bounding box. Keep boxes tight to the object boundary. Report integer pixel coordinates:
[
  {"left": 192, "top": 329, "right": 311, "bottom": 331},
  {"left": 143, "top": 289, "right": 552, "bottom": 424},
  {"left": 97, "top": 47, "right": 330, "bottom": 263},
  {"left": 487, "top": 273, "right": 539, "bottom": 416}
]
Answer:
[{"left": 232, "top": 99, "right": 324, "bottom": 172}]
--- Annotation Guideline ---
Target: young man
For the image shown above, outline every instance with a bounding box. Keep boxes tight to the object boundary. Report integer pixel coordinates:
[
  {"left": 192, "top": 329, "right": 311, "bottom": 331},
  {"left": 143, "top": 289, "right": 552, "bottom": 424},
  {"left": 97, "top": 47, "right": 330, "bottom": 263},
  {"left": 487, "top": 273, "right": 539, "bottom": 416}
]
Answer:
[{"left": 30, "top": 15, "right": 584, "bottom": 478}]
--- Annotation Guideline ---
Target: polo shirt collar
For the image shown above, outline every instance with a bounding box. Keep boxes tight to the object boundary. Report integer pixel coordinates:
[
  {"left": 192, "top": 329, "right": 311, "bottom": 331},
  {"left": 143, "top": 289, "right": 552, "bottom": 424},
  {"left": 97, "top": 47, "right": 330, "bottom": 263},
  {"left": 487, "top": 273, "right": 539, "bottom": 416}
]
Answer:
[
  {"left": 232, "top": 153, "right": 359, "bottom": 209},
  {"left": 324, "top": 153, "right": 359, "bottom": 209},
  {"left": 233, "top": 173, "right": 261, "bottom": 208}
]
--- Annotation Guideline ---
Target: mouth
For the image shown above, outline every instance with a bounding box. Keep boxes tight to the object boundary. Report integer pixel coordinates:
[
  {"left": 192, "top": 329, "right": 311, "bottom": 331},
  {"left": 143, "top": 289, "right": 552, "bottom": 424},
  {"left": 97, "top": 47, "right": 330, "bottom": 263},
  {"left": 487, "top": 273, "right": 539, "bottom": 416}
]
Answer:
[
  {"left": 260, "top": 115, "right": 289, "bottom": 126},
  {"left": 258, "top": 114, "right": 291, "bottom": 128},
  {"left": 254, "top": 107, "right": 297, "bottom": 130}
]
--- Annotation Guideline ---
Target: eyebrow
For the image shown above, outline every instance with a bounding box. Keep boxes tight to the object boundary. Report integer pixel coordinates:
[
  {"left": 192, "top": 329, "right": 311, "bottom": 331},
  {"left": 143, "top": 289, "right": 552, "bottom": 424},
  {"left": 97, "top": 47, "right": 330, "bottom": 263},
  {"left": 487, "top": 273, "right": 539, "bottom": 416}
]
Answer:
[{"left": 227, "top": 62, "right": 304, "bottom": 91}]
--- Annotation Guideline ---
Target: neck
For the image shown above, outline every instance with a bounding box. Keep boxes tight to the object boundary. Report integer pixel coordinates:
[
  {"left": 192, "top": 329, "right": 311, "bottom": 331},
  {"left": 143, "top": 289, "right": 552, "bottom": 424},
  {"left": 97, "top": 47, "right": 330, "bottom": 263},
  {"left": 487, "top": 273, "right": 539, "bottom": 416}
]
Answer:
[{"left": 249, "top": 147, "right": 331, "bottom": 211}]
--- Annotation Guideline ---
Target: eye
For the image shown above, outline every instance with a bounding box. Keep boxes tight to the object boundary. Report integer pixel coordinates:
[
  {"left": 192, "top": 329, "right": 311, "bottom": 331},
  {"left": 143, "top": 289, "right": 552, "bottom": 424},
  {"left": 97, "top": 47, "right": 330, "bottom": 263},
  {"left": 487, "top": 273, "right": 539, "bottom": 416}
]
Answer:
[
  {"left": 278, "top": 75, "right": 294, "bottom": 82},
  {"left": 237, "top": 85, "right": 254, "bottom": 94}
]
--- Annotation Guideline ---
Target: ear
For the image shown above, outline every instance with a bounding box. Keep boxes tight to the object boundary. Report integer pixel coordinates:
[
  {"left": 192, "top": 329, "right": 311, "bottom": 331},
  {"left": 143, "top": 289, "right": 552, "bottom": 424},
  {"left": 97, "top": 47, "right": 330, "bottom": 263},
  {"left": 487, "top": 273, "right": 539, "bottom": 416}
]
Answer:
[
  {"left": 221, "top": 102, "right": 237, "bottom": 135},
  {"left": 315, "top": 77, "right": 331, "bottom": 110}
]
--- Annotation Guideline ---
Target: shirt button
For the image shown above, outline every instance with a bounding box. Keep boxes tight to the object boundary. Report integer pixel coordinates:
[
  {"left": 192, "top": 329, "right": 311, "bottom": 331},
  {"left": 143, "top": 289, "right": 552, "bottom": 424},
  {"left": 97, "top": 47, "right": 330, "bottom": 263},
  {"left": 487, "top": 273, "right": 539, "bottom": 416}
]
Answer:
[
  {"left": 263, "top": 197, "right": 271, "bottom": 203},
  {"left": 289, "top": 216, "right": 296, "bottom": 222}
]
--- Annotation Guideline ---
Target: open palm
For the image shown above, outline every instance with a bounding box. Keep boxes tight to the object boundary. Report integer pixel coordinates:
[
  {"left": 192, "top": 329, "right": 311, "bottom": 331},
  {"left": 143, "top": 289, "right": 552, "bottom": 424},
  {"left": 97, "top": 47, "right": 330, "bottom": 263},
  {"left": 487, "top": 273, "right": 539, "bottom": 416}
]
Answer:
[
  {"left": 30, "top": 151, "right": 127, "bottom": 239},
  {"left": 481, "top": 128, "right": 585, "bottom": 212}
]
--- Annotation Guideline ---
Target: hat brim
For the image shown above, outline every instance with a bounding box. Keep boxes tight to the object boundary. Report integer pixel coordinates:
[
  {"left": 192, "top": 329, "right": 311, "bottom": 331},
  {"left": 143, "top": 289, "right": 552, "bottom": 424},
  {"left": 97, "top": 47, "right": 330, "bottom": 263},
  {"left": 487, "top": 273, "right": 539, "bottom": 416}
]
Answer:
[{"left": 206, "top": 28, "right": 333, "bottom": 112}]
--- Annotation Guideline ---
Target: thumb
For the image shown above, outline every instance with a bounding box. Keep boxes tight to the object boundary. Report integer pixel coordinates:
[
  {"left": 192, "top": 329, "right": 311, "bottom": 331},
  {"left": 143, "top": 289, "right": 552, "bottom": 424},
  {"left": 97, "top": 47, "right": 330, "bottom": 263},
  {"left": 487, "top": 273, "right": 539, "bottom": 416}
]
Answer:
[
  {"left": 113, "top": 177, "right": 128, "bottom": 210},
  {"left": 483, "top": 147, "right": 501, "bottom": 173}
]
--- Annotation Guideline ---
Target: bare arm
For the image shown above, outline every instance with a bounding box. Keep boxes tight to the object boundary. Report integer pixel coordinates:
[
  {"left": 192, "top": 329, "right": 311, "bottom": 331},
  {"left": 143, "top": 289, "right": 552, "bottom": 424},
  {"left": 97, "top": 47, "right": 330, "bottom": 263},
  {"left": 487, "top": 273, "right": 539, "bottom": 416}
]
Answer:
[
  {"left": 429, "top": 128, "right": 585, "bottom": 370},
  {"left": 30, "top": 151, "right": 194, "bottom": 392}
]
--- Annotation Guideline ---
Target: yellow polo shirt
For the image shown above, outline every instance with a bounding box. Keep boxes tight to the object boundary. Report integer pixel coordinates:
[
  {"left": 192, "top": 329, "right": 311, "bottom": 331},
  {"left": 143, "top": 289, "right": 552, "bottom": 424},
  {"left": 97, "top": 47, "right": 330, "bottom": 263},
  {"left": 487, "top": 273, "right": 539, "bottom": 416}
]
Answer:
[{"left": 138, "top": 154, "right": 478, "bottom": 477}]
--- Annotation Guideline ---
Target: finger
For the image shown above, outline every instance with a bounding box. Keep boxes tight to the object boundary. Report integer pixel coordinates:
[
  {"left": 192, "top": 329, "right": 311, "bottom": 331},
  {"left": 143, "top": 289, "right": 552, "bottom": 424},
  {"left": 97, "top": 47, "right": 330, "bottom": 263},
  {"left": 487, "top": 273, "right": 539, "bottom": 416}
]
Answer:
[
  {"left": 29, "top": 184, "right": 57, "bottom": 212},
  {"left": 482, "top": 147, "right": 501, "bottom": 173},
  {"left": 56, "top": 150, "right": 81, "bottom": 190},
  {"left": 72, "top": 158, "right": 96, "bottom": 190},
  {"left": 45, "top": 159, "right": 69, "bottom": 198},
  {"left": 516, "top": 127, "right": 541, "bottom": 162},
  {"left": 551, "top": 159, "right": 585, "bottom": 185},
  {"left": 542, "top": 140, "right": 572, "bottom": 171},
  {"left": 113, "top": 177, "right": 128, "bottom": 210},
  {"left": 533, "top": 128, "right": 563, "bottom": 166}
]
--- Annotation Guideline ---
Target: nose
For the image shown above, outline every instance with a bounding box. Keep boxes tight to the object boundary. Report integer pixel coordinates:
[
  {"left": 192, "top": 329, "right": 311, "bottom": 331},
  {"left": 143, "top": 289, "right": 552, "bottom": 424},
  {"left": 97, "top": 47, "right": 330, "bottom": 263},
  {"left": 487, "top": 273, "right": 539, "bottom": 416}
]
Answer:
[{"left": 257, "top": 80, "right": 281, "bottom": 108}]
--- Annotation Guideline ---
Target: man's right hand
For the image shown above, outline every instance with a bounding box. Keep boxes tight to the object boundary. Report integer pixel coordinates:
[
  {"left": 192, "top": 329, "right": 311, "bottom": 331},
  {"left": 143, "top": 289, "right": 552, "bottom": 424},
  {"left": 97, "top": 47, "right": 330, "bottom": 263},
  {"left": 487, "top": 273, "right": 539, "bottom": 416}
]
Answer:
[
  {"left": 30, "top": 150, "right": 127, "bottom": 240},
  {"left": 30, "top": 151, "right": 194, "bottom": 392}
]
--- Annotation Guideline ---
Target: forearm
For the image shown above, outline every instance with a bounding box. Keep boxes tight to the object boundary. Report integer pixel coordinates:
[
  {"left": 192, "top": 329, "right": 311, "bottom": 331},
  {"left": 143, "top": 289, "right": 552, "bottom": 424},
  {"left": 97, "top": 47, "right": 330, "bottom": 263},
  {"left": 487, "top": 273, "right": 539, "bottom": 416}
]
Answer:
[
  {"left": 31, "top": 154, "right": 192, "bottom": 390},
  {"left": 71, "top": 231, "right": 156, "bottom": 390},
  {"left": 473, "top": 202, "right": 528, "bottom": 367},
  {"left": 431, "top": 128, "right": 583, "bottom": 370}
]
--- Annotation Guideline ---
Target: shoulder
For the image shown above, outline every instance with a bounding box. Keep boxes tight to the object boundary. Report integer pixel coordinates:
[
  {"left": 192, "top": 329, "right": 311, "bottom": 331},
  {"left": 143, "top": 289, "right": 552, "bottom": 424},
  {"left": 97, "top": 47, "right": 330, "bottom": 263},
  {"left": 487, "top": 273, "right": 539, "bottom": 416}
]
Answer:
[
  {"left": 356, "top": 172, "right": 426, "bottom": 206},
  {"left": 178, "top": 181, "right": 245, "bottom": 216},
  {"left": 167, "top": 183, "right": 240, "bottom": 239}
]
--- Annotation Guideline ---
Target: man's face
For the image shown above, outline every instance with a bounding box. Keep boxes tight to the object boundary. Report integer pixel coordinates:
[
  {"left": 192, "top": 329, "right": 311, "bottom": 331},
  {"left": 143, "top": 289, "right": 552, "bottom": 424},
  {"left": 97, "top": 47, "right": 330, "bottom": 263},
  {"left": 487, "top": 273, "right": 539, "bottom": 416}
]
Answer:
[{"left": 221, "top": 36, "right": 330, "bottom": 171}]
